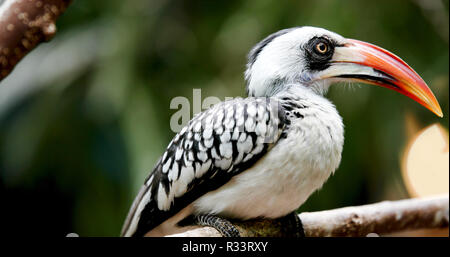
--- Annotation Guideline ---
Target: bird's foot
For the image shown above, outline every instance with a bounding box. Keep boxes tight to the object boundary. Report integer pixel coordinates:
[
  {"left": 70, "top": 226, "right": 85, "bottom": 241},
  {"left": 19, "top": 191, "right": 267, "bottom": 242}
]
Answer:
[
  {"left": 194, "top": 214, "right": 241, "bottom": 237},
  {"left": 278, "top": 212, "right": 305, "bottom": 237}
]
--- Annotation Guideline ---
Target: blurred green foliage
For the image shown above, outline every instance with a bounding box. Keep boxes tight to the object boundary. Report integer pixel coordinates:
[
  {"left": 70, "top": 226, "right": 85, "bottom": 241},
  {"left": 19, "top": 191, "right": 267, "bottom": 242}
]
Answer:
[{"left": 0, "top": 0, "right": 448, "bottom": 236}]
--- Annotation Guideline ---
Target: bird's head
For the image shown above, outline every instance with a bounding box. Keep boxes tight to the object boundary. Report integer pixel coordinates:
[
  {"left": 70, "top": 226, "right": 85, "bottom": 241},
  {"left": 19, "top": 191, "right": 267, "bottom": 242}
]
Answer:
[{"left": 245, "top": 26, "right": 443, "bottom": 117}]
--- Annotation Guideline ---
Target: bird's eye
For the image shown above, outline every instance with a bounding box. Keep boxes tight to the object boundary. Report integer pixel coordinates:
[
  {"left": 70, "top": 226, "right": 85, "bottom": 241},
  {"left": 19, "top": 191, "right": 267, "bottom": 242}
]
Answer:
[
  {"left": 305, "top": 37, "right": 335, "bottom": 71},
  {"left": 315, "top": 42, "right": 328, "bottom": 54}
]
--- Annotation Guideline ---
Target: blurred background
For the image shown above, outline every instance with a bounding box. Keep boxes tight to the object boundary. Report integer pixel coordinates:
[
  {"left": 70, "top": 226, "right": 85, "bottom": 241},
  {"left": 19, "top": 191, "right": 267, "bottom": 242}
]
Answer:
[{"left": 0, "top": 0, "right": 448, "bottom": 236}]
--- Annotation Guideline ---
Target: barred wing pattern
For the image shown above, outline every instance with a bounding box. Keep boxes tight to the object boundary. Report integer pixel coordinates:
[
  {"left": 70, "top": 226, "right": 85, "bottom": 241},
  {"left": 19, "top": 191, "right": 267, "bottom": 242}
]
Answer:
[{"left": 121, "top": 97, "right": 286, "bottom": 237}]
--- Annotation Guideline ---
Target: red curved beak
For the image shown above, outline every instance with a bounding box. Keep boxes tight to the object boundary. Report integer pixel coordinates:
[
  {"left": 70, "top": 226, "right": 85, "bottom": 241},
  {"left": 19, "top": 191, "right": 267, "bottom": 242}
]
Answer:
[{"left": 322, "top": 39, "right": 443, "bottom": 117}]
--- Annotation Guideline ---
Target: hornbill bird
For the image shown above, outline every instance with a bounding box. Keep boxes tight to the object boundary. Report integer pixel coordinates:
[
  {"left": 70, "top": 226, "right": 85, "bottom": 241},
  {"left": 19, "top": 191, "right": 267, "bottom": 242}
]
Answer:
[{"left": 121, "top": 26, "right": 443, "bottom": 237}]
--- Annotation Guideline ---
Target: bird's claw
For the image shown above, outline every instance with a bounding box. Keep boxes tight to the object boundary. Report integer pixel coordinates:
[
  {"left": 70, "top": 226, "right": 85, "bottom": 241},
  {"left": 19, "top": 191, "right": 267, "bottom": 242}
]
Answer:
[
  {"left": 195, "top": 214, "right": 241, "bottom": 237},
  {"left": 292, "top": 212, "right": 305, "bottom": 237},
  {"left": 278, "top": 212, "right": 305, "bottom": 237}
]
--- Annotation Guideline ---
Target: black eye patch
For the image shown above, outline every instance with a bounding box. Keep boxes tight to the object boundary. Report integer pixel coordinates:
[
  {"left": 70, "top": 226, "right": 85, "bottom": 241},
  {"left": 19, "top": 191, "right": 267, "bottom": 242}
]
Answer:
[{"left": 304, "top": 36, "right": 335, "bottom": 71}]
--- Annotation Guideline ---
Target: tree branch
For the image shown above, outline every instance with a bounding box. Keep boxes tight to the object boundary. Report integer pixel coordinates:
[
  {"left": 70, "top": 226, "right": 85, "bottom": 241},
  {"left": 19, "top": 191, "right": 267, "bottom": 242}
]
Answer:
[
  {"left": 167, "top": 194, "right": 449, "bottom": 237},
  {"left": 0, "top": 0, "right": 72, "bottom": 81}
]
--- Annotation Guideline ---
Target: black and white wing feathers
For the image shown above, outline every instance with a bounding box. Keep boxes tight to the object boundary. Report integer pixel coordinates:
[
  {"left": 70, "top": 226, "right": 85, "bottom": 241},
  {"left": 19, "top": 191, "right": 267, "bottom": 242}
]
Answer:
[{"left": 121, "top": 97, "right": 286, "bottom": 237}]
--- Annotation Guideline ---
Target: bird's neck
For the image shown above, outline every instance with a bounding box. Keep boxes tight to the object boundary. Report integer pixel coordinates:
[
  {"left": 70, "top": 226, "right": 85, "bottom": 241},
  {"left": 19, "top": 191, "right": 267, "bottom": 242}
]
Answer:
[
  {"left": 247, "top": 76, "right": 331, "bottom": 98},
  {"left": 273, "top": 84, "right": 328, "bottom": 104},
  {"left": 274, "top": 84, "right": 343, "bottom": 127}
]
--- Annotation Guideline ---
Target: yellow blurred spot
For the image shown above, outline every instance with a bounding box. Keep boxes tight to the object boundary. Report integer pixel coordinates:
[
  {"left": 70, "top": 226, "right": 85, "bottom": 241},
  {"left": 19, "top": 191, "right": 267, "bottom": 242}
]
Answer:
[{"left": 402, "top": 124, "right": 449, "bottom": 198}]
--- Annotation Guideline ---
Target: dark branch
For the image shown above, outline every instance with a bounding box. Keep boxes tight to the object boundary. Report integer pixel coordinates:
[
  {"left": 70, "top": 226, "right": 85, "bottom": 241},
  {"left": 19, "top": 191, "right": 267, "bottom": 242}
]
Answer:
[{"left": 0, "top": 0, "right": 72, "bottom": 81}]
